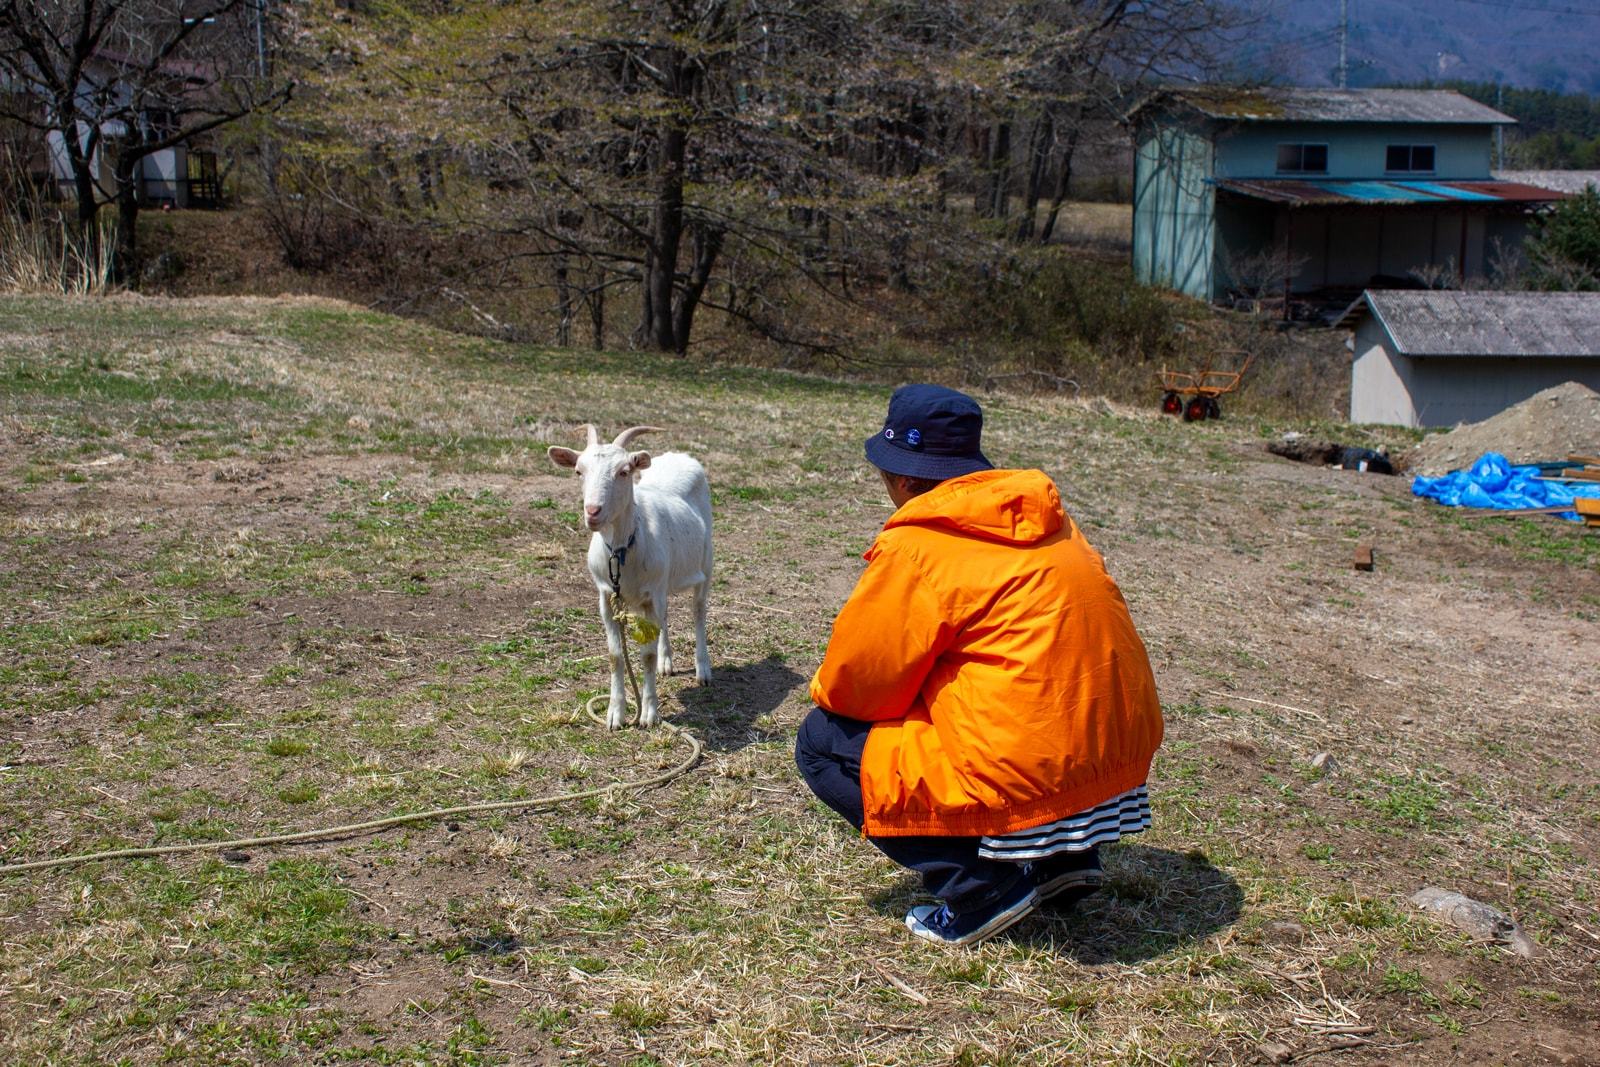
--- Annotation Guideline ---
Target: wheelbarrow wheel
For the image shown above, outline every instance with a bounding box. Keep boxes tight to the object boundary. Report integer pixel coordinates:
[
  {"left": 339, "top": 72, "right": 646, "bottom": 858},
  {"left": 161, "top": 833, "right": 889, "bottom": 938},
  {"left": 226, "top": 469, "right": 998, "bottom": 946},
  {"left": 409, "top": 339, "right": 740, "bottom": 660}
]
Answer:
[
  {"left": 1160, "top": 391, "right": 1182, "bottom": 416},
  {"left": 1205, "top": 397, "right": 1222, "bottom": 420},
  {"left": 1183, "top": 396, "right": 1208, "bottom": 422}
]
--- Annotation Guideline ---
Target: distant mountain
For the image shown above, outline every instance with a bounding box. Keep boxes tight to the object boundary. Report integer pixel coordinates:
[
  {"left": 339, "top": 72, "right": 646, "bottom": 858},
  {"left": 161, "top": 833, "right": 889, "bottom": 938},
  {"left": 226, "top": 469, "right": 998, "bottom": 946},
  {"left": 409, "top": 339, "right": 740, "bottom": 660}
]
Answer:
[{"left": 1225, "top": 0, "right": 1600, "bottom": 95}]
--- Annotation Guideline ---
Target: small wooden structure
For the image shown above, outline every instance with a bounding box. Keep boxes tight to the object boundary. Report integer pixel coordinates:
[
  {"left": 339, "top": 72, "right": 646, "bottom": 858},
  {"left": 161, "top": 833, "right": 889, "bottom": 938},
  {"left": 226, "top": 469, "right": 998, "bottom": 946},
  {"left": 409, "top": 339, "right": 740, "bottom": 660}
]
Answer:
[{"left": 1338, "top": 290, "right": 1600, "bottom": 427}]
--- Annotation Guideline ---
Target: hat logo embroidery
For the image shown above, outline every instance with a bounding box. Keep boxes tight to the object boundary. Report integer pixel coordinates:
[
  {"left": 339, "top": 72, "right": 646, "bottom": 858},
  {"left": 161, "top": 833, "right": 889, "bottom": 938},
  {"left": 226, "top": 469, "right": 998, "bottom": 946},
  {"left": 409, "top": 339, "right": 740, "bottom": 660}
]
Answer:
[
  {"left": 906, "top": 428, "right": 921, "bottom": 447},
  {"left": 883, "top": 427, "right": 895, "bottom": 439}
]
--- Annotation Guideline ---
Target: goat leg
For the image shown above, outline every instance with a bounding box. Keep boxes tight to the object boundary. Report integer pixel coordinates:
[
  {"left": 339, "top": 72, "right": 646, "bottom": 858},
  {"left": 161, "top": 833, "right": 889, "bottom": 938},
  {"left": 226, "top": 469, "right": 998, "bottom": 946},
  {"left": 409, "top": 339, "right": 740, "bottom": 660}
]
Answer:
[
  {"left": 692, "top": 579, "right": 712, "bottom": 686},
  {"left": 597, "top": 590, "right": 630, "bottom": 729}
]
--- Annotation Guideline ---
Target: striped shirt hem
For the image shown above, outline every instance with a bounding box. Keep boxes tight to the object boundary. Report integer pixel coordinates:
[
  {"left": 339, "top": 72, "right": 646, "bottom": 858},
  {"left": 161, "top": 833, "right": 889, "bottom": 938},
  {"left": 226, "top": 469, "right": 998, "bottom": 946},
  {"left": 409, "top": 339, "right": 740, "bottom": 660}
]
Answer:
[{"left": 977, "top": 784, "right": 1150, "bottom": 860}]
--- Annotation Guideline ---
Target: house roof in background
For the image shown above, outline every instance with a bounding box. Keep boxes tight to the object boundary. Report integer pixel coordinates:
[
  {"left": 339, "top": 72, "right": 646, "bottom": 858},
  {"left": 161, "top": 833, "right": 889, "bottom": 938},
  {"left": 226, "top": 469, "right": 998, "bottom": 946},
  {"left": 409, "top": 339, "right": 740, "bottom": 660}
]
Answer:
[
  {"left": 1133, "top": 87, "right": 1516, "bottom": 126},
  {"left": 1337, "top": 290, "right": 1600, "bottom": 357},
  {"left": 1213, "top": 178, "right": 1563, "bottom": 207},
  {"left": 1493, "top": 170, "right": 1600, "bottom": 195}
]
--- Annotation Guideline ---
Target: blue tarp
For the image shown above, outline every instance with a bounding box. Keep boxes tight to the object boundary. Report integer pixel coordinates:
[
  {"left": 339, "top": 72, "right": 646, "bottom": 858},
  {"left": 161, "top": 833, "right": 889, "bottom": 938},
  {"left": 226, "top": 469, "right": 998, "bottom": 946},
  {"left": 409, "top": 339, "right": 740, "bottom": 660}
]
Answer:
[{"left": 1412, "top": 452, "right": 1600, "bottom": 522}]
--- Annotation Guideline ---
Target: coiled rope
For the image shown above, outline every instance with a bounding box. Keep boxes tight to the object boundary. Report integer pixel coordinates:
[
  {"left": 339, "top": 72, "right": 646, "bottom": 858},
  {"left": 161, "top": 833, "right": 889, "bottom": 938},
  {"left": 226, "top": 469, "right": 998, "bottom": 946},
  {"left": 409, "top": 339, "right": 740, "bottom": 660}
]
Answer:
[{"left": 0, "top": 624, "right": 700, "bottom": 877}]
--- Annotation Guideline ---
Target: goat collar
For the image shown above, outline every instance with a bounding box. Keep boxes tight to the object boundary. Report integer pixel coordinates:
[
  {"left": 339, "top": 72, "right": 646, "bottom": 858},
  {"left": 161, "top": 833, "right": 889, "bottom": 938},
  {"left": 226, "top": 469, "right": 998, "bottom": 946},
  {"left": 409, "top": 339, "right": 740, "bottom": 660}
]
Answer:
[{"left": 603, "top": 529, "right": 637, "bottom": 595}]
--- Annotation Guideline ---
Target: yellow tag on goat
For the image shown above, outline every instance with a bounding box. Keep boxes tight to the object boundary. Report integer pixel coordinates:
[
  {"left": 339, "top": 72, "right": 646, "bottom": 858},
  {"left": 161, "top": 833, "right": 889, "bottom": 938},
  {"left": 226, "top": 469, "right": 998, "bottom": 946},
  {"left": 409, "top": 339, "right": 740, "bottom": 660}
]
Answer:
[{"left": 627, "top": 615, "right": 660, "bottom": 645}]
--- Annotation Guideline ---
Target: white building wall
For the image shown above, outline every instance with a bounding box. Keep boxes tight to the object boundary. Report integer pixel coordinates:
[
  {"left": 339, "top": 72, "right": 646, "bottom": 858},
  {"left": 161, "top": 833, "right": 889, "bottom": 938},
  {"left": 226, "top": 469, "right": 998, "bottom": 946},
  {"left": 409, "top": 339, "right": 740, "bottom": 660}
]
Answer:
[
  {"left": 1408, "top": 358, "right": 1600, "bottom": 427},
  {"left": 1352, "top": 316, "right": 1600, "bottom": 427},
  {"left": 140, "top": 146, "right": 187, "bottom": 206},
  {"left": 1350, "top": 317, "right": 1419, "bottom": 425}
]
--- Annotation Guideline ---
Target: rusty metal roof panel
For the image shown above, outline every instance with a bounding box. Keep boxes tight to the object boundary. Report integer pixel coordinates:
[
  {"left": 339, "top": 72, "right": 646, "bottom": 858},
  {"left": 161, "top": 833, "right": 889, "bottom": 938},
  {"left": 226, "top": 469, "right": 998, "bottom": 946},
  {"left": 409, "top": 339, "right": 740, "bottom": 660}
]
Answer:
[
  {"left": 1342, "top": 291, "right": 1600, "bottom": 357},
  {"left": 1142, "top": 87, "right": 1516, "bottom": 125},
  {"left": 1214, "top": 178, "right": 1565, "bottom": 206}
]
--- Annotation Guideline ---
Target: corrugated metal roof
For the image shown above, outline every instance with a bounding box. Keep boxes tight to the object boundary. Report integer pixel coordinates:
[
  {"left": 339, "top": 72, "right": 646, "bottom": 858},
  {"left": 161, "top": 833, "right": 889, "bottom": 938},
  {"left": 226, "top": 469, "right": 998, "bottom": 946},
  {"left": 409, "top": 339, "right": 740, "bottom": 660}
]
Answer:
[
  {"left": 1338, "top": 290, "right": 1600, "bottom": 357},
  {"left": 1494, "top": 170, "right": 1600, "bottom": 195},
  {"left": 1136, "top": 87, "right": 1515, "bottom": 125},
  {"left": 1215, "top": 178, "right": 1564, "bottom": 206}
]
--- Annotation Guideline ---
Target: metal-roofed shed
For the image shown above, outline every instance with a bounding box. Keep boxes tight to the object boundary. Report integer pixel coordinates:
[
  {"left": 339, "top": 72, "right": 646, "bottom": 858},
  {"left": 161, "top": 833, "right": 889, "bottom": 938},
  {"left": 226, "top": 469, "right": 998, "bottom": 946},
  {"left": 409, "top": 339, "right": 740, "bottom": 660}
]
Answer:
[
  {"left": 1340, "top": 290, "right": 1600, "bottom": 426},
  {"left": 1133, "top": 88, "right": 1516, "bottom": 126},
  {"left": 1130, "top": 86, "right": 1546, "bottom": 309}
]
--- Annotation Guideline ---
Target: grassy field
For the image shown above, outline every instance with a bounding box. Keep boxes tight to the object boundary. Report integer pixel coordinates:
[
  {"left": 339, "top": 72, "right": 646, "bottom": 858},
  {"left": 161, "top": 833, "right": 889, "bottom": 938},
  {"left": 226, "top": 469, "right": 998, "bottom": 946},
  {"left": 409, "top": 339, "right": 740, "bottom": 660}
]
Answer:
[{"left": 1, "top": 293, "right": 1596, "bottom": 1065}]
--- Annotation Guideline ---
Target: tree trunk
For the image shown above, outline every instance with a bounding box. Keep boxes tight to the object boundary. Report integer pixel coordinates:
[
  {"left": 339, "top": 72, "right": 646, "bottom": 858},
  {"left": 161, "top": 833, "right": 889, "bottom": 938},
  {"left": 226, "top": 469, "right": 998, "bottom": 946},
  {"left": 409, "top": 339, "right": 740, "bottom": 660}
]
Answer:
[
  {"left": 888, "top": 233, "right": 911, "bottom": 292},
  {"left": 987, "top": 121, "right": 1011, "bottom": 219},
  {"left": 645, "top": 122, "right": 687, "bottom": 351},
  {"left": 1037, "top": 126, "right": 1081, "bottom": 245},
  {"left": 554, "top": 257, "right": 573, "bottom": 346},
  {"left": 637, "top": 248, "right": 655, "bottom": 346},
  {"left": 590, "top": 275, "right": 605, "bottom": 350},
  {"left": 670, "top": 224, "right": 722, "bottom": 355},
  {"left": 1015, "top": 113, "right": 1053, "bottom": 243},
  {"left": 113, "top": 156, "right": 140, "bottom": 285},
  {"left": 58, "top": 116, "right": 102, "bottom": 261}
]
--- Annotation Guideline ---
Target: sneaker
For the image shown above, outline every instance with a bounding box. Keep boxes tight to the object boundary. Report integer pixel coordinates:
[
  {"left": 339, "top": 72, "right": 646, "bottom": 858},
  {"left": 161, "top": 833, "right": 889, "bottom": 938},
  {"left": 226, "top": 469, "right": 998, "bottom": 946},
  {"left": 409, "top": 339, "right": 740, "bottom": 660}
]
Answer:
[
  {"left": 904, "top": 879, "right": 1039, "bottom": 947},
  {"left": 1024, "top": 848, "right": 1105, "bottom": 909}
]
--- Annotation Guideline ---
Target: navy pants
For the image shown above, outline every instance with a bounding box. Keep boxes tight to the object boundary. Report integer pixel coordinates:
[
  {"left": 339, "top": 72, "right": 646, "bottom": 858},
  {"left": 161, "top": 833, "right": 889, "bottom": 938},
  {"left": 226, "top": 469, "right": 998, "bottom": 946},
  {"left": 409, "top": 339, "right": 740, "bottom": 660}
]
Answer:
[{"left": 794, "top": 706, "right": 1024, "bottom": 913}]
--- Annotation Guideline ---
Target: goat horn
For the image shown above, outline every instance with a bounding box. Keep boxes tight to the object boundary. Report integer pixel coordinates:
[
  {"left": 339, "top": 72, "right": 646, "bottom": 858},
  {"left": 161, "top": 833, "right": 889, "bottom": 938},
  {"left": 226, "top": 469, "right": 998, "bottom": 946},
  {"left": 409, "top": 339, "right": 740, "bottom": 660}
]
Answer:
[
  {"left": 579, "top": 423, "right": 599, "bottom": 448},
  {"left": 613, "top": 425, "right": 663, "bottom": 449}
]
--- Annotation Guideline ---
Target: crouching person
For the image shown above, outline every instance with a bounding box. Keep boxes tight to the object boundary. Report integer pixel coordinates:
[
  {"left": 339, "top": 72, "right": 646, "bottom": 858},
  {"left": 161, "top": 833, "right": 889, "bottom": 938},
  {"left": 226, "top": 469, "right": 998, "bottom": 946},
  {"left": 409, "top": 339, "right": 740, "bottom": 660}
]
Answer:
[{"left": 796, "top": 385, "right": 1164, "bottom": 947}]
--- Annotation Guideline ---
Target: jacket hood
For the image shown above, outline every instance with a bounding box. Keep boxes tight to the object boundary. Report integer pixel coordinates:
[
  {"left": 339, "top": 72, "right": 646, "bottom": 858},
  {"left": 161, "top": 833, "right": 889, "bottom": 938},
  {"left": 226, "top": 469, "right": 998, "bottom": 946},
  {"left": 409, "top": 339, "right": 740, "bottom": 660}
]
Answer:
[{"left": 883, "top": 468, "right": 1065, "bottom": 545}]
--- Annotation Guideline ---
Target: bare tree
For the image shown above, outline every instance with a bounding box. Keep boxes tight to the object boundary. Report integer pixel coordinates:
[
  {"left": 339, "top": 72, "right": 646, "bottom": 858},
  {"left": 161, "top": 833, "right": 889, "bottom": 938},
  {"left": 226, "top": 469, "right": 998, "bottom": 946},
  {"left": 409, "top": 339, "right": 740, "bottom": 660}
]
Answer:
[
  {"left": 285, "top": 0, "right": 1238, "bottom": 354},
  {"left": 0, "top": 0, "right": 290, "bottom": 279}
]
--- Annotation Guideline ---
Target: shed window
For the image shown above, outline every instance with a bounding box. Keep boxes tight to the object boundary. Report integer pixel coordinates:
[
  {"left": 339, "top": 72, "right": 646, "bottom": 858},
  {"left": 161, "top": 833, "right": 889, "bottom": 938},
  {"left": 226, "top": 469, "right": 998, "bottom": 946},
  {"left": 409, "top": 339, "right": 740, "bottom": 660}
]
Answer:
[
  {"left": 1386, "top": 144, "right": 1436, "bottom": 173},
  {"left": 1276, "top": 143, "right": 1328, "bottom": 174}
]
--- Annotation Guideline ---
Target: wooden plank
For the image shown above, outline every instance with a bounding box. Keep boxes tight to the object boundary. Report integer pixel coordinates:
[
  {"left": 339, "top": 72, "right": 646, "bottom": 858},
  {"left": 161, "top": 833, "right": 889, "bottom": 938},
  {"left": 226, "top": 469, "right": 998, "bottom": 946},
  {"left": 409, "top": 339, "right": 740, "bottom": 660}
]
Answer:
[
  {"left": 1575, "top": 497, "right": 1600, "bottom": 518},
  {"left": 1458, "top": 504, "right": 1577, "bottom": 516},
  {"left": 1353, "top": 544, "right": 1375, "bottom": 572},
  {"left": 1565, "top": 454, "right": 1600, "bottom": 467},
  {"left": 1559, "top": 468, "right": 1600, "bottom": 482}
]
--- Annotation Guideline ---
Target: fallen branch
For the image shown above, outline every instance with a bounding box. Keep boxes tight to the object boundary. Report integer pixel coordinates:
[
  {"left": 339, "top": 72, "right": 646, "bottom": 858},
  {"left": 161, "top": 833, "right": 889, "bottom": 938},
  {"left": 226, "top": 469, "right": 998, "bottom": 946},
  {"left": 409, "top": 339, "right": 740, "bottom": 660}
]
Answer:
[{"left": 869, "top": 960, "right": 929, "bottom": 1005}]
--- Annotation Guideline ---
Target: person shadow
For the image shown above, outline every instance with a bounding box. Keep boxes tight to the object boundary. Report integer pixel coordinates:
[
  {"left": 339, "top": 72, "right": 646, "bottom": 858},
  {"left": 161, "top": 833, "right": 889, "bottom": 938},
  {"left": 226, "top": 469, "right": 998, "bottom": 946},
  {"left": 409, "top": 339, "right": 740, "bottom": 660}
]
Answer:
[
  {"left": 866, "top": 843, "right": 1243, "bottom": 963},
  {"left": 671, "top": 654, "right": 805, "bottom": 753}
]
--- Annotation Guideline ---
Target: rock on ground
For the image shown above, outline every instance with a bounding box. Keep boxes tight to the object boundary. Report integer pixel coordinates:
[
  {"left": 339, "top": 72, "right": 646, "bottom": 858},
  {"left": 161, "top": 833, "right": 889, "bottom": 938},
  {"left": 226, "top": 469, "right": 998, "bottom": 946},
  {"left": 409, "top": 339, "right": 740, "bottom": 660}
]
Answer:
[
  {"left": 1406, "top": 382, "right": 1600, "bottom": 477},
  {"left": 1410, "top": 887, "right": 1540, "bottom": 957}
]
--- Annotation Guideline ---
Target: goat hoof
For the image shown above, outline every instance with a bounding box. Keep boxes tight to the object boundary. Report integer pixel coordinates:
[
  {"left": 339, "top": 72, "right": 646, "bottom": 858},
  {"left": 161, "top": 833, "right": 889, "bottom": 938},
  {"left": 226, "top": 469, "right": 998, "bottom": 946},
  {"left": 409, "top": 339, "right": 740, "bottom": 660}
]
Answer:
[{"left": 638, "top": 709, "right": 661, "bottom": 728}]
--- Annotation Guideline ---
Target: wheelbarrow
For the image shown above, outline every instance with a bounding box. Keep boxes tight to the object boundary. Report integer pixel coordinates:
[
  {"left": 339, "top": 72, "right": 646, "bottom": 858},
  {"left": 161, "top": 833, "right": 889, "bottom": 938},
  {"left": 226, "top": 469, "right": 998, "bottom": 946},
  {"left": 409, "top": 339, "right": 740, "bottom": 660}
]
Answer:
[{"left": 1157, "top": 350, "right": 1255, "bottom": 421}]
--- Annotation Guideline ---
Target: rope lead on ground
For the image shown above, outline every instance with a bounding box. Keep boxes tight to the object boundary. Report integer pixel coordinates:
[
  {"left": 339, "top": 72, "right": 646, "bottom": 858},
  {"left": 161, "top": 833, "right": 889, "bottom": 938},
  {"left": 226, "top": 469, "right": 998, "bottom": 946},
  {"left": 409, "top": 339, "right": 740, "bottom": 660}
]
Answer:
[{"left": 0, "top": 643, "right": 700, "bottom": 877}]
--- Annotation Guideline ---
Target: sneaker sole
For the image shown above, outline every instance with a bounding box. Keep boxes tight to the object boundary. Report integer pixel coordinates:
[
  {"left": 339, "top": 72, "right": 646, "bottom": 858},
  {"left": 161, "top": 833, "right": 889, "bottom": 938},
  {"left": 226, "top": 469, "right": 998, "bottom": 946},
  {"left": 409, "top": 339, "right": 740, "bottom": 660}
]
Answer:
[
  {"left": 1034, "top": 869, "right": 1105, "bottom": 904},
  {"left": 905, "top": 890, "right": 1040, "bottom": 947}
]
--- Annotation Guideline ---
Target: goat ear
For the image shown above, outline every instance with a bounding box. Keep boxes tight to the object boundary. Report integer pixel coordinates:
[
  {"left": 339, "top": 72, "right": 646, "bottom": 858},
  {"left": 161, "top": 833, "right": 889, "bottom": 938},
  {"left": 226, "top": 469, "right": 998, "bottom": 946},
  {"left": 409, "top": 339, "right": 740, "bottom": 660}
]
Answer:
[
  {"left": 628, "top": 450, "right": 652, "bottom": 472},
  {"left": 548, "top": 446, "right": 580, "bottom": 469}
]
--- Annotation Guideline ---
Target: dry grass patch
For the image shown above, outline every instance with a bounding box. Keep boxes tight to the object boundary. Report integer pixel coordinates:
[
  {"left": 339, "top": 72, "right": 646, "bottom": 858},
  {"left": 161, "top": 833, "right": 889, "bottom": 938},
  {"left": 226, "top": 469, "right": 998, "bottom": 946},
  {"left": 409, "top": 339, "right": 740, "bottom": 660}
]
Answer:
[{"left": 1, "top": 293, "right": 1596, "bottom": 1065}]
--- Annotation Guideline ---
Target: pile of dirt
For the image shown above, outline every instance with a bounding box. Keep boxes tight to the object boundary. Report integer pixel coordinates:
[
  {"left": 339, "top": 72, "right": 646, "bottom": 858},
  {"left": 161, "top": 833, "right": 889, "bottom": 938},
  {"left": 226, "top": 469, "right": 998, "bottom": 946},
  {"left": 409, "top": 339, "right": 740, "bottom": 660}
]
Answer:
[{"left": 1406, "top": 381, "right": 1600, "bottom": 476}]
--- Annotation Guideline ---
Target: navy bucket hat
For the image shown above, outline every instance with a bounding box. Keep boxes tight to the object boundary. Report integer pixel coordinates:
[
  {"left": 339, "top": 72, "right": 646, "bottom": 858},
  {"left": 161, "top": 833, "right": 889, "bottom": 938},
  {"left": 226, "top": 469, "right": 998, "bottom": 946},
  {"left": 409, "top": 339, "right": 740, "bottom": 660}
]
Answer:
[{"left": 864, "top": 384, "right": 994, "bottom": 481}]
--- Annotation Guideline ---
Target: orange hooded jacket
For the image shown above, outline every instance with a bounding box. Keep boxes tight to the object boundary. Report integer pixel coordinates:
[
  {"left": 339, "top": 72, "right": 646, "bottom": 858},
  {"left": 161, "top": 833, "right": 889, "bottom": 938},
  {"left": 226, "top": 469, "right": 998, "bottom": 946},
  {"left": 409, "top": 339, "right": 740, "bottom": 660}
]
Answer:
[{"left": 809, "top": 468, "right": 1163, "bottom": 838}]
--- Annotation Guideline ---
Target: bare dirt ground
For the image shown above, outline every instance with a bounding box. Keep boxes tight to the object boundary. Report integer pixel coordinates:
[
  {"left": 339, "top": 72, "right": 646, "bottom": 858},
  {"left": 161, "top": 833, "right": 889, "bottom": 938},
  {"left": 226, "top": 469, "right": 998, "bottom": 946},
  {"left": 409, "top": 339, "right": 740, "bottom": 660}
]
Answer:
[{"left": 1, "top": 293, "right": 1597, "bottom": 1065}]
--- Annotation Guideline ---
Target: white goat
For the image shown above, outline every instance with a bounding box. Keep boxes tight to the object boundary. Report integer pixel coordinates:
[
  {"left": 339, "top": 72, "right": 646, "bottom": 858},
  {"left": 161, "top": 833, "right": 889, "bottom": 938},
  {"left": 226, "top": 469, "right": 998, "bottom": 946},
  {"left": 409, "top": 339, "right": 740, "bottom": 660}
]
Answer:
[{"left": 548, "top": 424, "right": 712, "bottom": 728}]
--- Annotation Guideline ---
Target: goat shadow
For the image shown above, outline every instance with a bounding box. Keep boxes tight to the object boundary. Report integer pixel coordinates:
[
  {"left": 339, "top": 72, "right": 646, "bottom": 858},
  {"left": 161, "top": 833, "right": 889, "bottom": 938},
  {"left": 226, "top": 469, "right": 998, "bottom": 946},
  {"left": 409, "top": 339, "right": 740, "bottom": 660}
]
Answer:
[
  {"left": 670, "top": 654, "right": 805, "bottom": 753},
  {"left": 865, "top": 843, "right": 1243, "bottom": 964}
]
